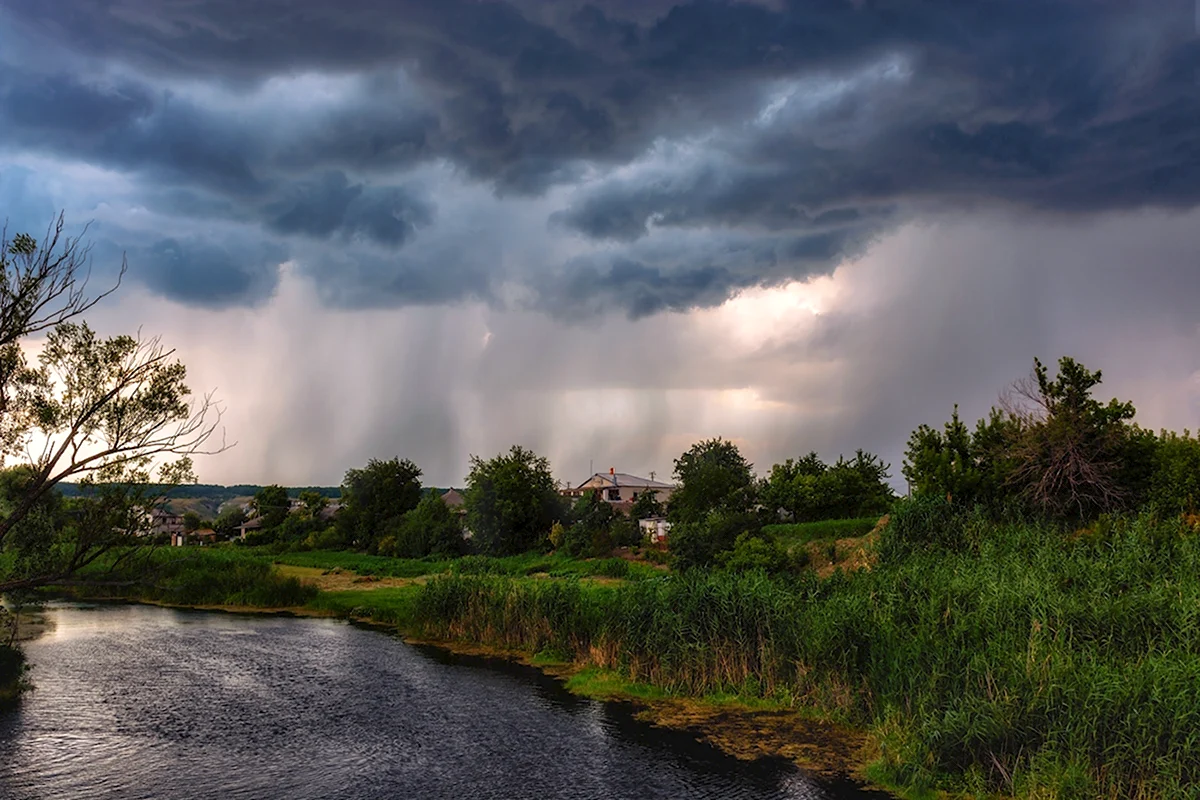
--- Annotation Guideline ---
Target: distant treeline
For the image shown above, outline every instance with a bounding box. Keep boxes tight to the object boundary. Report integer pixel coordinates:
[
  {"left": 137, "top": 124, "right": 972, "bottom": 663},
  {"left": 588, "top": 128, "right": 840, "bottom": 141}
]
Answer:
[{"left": 55, "top": 483, "right": 343, "bottom": 501}]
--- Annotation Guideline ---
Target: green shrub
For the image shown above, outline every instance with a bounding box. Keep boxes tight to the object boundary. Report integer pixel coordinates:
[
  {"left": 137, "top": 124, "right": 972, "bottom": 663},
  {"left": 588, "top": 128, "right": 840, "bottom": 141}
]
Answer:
[{"left": 715, "top": 532, "right": 791, "bottom": 575}]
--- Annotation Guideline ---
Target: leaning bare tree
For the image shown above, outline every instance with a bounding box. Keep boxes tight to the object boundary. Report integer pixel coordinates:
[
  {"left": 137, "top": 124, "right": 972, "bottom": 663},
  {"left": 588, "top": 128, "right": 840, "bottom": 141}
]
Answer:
[{"left": 0, "top": 215, "right": 225, "bottom": 594}]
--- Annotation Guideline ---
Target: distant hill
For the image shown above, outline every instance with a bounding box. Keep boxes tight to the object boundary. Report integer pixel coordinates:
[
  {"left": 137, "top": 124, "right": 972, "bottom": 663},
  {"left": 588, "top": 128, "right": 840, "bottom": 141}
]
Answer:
[
  {"left": 53, "top": 483, "right": 460, "bottom": 521},
  {"left": 55, "top": 483, "right": 343, "bottom": 520}
]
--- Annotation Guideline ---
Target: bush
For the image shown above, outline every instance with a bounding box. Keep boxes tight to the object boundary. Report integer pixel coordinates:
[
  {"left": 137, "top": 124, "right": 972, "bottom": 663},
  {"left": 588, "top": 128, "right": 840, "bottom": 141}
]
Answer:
[
  {"left": 669, "top": 510, "right": 762, "bottom": 571},
  {"left": 715, "top": 532, "right": 791, "bottom": 575},
  {"left": 878, "top": 494, "right": 968, "bottom": 561},
  {"left": 383, "top": 492, "right": 467, "bottom": 558}
]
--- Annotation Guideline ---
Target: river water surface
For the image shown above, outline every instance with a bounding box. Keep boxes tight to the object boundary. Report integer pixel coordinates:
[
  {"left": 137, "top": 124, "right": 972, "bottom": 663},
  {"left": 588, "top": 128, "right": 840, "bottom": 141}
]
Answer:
[{"left": 0, "top": 604, "right": 883, "bottom": 800}]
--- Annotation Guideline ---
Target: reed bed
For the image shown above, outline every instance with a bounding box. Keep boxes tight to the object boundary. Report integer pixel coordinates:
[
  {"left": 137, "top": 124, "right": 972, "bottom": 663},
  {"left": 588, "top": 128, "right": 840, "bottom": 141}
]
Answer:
[
  {"left": 412, "top": 515, "right": 1200, "bottom": 798},
  {"left": 75, "top": 548, "right": 318, "bottom": 608}
]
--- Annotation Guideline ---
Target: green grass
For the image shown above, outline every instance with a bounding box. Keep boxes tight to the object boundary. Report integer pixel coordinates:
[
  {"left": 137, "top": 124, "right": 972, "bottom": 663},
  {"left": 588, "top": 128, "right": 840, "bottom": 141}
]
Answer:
[
  {"left": 267, "top": 549, "right": 660, "bottom": 581},
  {"left": 564, "top": 666, "right": 669, "bottom": 702},
  {"left": 305, "top": 586, "right": 421, "bottom": 626},
  {"left": 761, "top": 516, "right": 880, "bottom": 550}
]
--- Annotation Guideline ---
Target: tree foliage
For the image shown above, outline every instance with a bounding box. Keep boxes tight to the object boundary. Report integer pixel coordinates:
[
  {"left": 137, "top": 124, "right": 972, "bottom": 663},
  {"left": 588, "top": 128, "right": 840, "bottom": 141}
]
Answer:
[
  {"left": 212, "top": 505, "right": 247, "bottom": 538},
  {"left": 668, "top": 438, "right": 756, "bottom": 524},
  {"left": 336, "top": 457, "right": 424, "bottom": 552},
  {"left": 0, "top": 217, "right": 222, "bottom": 594},
  {"left": 628, "top": 488, "right": 666, "bottom": 520},
  {"left": 561, "top": 490, "right": 618, "bottom": 557},
  {"left": 252, "top": 484, "right": 290, "bottom": 530},
  {"left": 903, "top": 356, "right": 1158, "bottom": 523},
  {"left": 762, "top": 449, "right": 892, "bottom": 522},
  {"left": 380, "top": 491, "right": 466, "bottom": 558},
  {"left": 464, "top": 445, "right": 563, "bottom": 555}
]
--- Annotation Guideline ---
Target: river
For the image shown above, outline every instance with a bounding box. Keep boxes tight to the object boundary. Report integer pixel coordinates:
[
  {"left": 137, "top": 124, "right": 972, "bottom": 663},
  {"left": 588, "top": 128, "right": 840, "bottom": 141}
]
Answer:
[{"left": 0, "top": 604, "right": 884, "bottom": 800}]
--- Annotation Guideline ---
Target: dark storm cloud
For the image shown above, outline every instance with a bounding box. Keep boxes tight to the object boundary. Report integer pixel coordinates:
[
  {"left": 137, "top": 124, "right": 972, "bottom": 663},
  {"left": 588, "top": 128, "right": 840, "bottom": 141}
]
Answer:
[
  {"left": 539, "top": 226, "right": 878, "bottom": 318},
  {"left": 0, "top": 69, "right": 263, "bottom": 195},
  {"left": 135, "top": 236, "right": 287, "bottom": 308},
  {"left": 265, "top": 171, "right": 434, "bottom": 247},
  {"left": 0, "top": 0, "right": 1197, "bottom": 315}
]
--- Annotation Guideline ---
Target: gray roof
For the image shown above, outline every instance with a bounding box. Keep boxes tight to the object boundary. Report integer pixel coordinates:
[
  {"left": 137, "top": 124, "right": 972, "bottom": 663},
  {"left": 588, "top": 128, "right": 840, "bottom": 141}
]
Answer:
[{"left": 574, "top": 472, "right": 674, "bottom": 490}]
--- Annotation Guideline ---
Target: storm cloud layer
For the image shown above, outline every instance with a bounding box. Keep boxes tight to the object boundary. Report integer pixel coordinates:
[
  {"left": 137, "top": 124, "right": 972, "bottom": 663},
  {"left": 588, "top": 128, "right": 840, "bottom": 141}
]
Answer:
[
  {"left": 2, "top": 1, "right": 1199, "bottom": 486},
  {"left": 2, "top": 0, "right": 1196, "bottom": 316}
]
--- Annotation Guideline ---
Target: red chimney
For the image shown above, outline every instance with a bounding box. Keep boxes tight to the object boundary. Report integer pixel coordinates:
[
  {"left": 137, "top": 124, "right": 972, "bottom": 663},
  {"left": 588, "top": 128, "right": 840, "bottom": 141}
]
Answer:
[{"left": 609, "top": 467, "right": 614, "bottom": 475}]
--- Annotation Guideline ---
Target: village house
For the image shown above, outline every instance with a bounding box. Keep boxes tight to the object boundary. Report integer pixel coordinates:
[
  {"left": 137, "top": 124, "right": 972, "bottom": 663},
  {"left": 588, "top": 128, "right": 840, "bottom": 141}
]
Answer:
[
  {"left": 144, "top": 507, "right": 185, "bottom": 537},
  {"left": 237, "top": 517, "right": 264, "bottom": 540},
  {"left": 439, "top": 488, "right": 465, "bottom": 512},
  {"left": 561, "top": 468, "right": 676, "bottom": 508}
]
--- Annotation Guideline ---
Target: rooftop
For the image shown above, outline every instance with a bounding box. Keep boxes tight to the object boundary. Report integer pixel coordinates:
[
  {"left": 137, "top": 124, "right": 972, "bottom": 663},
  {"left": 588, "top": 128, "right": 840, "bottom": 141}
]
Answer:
[{"left": 573, "top": 472, "right": 674, "bottom": 490}]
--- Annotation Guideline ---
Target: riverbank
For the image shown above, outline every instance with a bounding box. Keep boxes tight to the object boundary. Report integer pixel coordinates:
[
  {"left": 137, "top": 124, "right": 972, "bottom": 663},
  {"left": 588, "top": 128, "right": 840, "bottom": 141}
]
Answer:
[
  {"left": 63, "top": 590, "right": 886, "bottom": 791},
  {"left": 37, "top": 516, "right": 1200, "bottom": 799}
]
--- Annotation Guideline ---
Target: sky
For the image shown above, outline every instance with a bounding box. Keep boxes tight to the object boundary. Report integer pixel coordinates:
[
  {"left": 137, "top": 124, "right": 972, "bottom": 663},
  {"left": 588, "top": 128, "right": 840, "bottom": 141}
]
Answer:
[{"left": 1, "top": 0, "right": 1198, "bottom": 489}]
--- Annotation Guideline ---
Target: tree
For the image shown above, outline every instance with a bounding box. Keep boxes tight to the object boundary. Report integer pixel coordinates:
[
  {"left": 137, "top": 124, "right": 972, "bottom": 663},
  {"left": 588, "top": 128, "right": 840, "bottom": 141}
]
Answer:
[
  {"left": 252, "top": 484, "right": 290, "bottom": 530},
  {"left": 336, "top": 457, "right": 423, "bottom": 551},
  {"left": 182, "top": 510, "right": 202, "bottom": 533},
  {"left": 760, "top": 452, "right": 827, "bottom": 521},
  {"left": 903, "top": 406, "right": 986, "bottom": 505},
  {"left": 464, "top": 445, "right": 563, "bottom": 555},
  {"left": 1147, "top": 430, "right": 1200, "bottom": 514},
  {"left": 298, "top": 490, "right": 328, "bottom": 518},
  {"left": 213, "top": 505, "right": 247, "bottom": 538},
  {"left": 381, "top": 492, "right": 466, "bottom": 558},
  {"left": 0, "top": 217, "right": 223, "bottom": 594},
  {"left": 668, "top": 438, "right": 756, "bottom": 525},
  {"left": 669, "top": 510, "right": 763, "bottom": 571},
  {"left": 1004, "top": 357, "right": 1139, "bottom": 520},
  {"left": 561, "top": 489, "right": 618, "bottom": 557},
  {"left": 629, "top": 488, "right": 666, "bottom": 521}
]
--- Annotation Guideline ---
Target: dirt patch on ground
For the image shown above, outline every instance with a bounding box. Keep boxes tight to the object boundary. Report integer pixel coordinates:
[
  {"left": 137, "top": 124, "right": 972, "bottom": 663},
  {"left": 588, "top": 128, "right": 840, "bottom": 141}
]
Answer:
[
  {"left": 275, "top": 565, "right": 425, "bottom": 592},
  {"left": 643, "top": 700, "right": 873, "bottom": 779},
  {"left": 807, "top": 515, "right": 887, "bottom": 579}
]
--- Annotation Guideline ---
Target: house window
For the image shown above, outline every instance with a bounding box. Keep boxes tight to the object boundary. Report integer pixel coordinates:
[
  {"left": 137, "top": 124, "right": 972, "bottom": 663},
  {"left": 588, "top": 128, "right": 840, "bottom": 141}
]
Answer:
[{"left": 606, "top": 488, "right": 620, "bottom": 501}]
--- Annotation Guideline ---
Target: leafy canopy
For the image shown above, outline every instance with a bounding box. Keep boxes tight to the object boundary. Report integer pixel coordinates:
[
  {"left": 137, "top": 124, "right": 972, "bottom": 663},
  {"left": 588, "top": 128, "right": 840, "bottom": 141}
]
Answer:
[
  {"left": 337, "top": 457, "right": 423, "bottom": 552},
  {"left": 464, "top": 445, "right": 563, "bottom": 555},
  {"left": 668, "top": 437, "right": 756, "bottom": 524}
]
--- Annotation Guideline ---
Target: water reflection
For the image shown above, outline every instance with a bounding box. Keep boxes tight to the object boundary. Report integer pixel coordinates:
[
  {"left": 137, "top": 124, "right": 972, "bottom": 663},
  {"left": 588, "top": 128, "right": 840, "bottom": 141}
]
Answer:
[{"left": 0, "top": 605, "right": 886, "bottom": 800}]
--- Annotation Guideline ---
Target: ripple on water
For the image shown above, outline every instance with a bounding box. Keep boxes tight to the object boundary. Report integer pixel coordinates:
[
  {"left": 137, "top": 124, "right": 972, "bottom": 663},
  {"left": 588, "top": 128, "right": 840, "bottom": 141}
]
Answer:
[{"left": 0, "top": 605, "right": 876, "bottom": 800}]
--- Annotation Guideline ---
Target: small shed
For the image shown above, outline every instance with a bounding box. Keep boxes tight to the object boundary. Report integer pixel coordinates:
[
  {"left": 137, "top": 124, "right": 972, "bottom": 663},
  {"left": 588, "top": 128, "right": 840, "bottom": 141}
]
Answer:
[{"left": 638, "top": 516, "right": 671, "bottom": 544}]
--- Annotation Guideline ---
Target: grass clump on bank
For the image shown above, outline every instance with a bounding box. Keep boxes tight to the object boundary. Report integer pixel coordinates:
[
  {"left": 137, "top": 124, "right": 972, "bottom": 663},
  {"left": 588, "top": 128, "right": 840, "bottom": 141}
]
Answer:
[
  {"left": 71, "top": 548, "right": 318, "bottom": 608},
  {"left": 405, "top": 514, "right": 1200, "bottom": 799}
]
